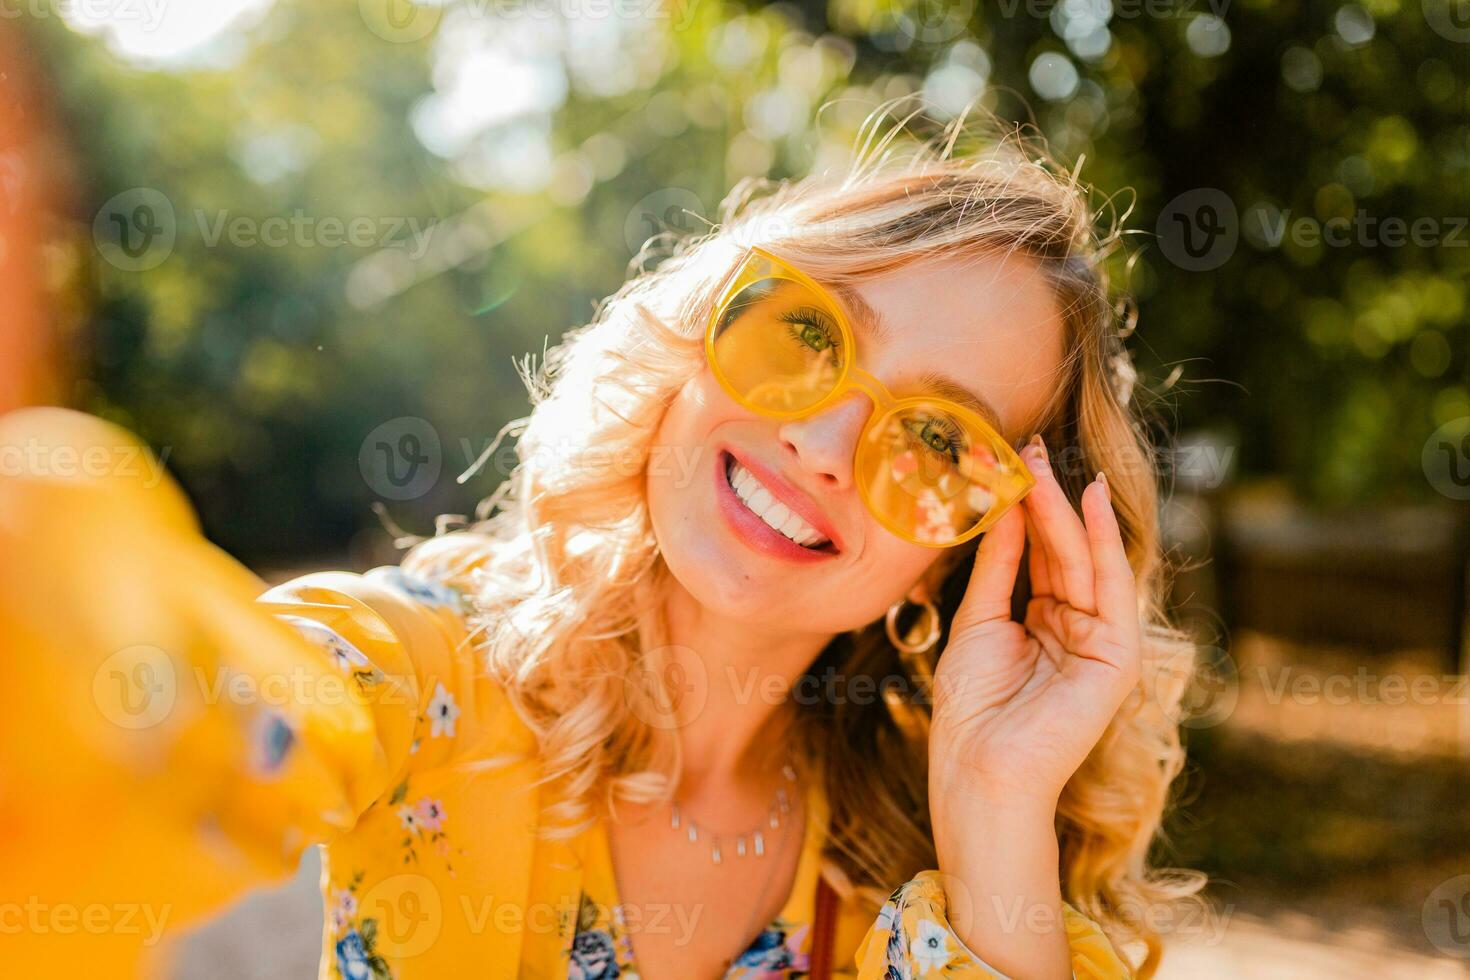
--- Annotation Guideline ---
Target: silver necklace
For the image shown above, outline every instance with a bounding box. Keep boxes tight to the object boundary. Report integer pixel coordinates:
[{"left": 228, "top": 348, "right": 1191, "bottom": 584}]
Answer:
[{"left": 669, "top": 760, "right": 798, "bottom": 864}]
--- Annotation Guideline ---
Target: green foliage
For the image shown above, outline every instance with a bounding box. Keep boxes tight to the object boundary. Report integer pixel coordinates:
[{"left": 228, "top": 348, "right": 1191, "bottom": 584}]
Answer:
[{"left": 23, "top": 0, "right": 1469, "bottom": 560}]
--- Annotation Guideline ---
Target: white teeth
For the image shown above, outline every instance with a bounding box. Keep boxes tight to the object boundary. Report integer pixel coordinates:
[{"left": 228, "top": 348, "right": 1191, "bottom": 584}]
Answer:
[
  {"left": 778, "top": 511, "right": 808, "bottom": 541},
  {"left": 727, "top": 458, "right": 829, "bottom": 548}
]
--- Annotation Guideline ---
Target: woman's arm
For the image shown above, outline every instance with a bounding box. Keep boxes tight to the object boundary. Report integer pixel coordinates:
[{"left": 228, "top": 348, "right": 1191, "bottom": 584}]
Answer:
[
  {"left": 852, "top": 867, "right": 1133, "bottom": 979},
  {"left": 930, "top": 794, "right": 1071, "bottom": 976},
  {"left": 918, "top": 440, "right": 1143, "bottom": 978},
  {"left": 0, "top": 407, "right": 482, "bottom": 976}
]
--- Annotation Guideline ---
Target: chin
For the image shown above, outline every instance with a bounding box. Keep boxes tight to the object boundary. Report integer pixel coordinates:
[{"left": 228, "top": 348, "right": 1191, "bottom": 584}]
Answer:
[
  {"left": 655, "top": 515, "right": 758, "bottom": 612},
  {"left": 649, "top": 516, "right": 779, "bottom": 630}
]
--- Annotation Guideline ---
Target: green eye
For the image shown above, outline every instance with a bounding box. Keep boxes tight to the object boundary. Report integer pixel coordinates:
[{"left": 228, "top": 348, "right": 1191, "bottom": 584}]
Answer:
[
  {"left": 904, "top": 416, "right": 963, "bottom": 464},
  {"left": 800, "top": 324, "right": 830, "bottom": 351},
  {"left": 778, "top": 309, "right": 840, "bottom": 357}
]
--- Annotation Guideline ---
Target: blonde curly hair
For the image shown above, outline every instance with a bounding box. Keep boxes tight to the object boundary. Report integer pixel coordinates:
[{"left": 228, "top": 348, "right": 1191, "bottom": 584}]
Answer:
[{"left": 402, "top": 98, "right": 1206, "bottom": 975}]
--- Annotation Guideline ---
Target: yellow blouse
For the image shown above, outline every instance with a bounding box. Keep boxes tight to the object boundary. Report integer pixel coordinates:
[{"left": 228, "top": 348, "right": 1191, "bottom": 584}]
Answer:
[{"left": 0, "top": 407, "right": 1134, "bottom": 979}]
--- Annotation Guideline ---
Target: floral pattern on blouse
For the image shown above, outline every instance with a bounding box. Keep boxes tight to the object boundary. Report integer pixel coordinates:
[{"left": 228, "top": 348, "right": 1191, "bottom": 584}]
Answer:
[
  {"left": 867, "top": 875, "right": 1004, "bottom": 980},
  {"left": 323, "top": 771, "right": 464, "bottom": 978},
  {"left": 387, "top": 777, "right": 461, "bottom": 874},
  {"left": 567, "top": 892, "right": 634, "bottom": 979},
  {"left": 728, "top": 918, "right": 812, "bottom": 977},
  {"left": 278, "top": 613, "right": 386, "bottom": 689},
  {"left": 377, "top": 566, "right": 469, "bottom": 613},
  {"left": 857, "top": 870, "right": 1137, "bottom": 979},
  {"left": 566, "top": 891, "right": 814, "bottom": 980},
  {"left": 329, "top": 872, "right": 396, "bottom": 980}
]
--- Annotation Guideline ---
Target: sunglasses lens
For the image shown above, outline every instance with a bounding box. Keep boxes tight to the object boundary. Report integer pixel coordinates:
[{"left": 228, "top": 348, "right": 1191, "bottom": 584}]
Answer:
[
  {"left": 856, "top": 402, "right": 1031, "bottom": 546},
  {"left": 710, "top": 276, "right": 847, "bottom": 414}
]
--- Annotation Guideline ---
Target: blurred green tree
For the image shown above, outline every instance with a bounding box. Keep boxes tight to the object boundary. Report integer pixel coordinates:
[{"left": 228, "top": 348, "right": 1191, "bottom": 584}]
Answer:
[{"left": 20, "top": 0, "right": 1469, "bottom": 563}]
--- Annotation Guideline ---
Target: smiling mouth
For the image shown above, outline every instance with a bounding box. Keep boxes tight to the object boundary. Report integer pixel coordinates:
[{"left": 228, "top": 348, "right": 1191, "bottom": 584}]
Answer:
[{"left": 723, "top": 452, "right": 836, "bottom": 552}]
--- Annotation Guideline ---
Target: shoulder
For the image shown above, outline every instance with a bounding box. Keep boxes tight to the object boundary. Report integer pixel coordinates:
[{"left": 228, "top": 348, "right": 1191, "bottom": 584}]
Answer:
[{"left": 261, "top": 558, "right": 539, "bottom": 768}]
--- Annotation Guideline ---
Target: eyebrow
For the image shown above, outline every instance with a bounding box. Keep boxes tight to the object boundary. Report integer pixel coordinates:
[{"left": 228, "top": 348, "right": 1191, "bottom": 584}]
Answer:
[{"left": 827, "top": 282, "right": 1007, "bottom": 433}]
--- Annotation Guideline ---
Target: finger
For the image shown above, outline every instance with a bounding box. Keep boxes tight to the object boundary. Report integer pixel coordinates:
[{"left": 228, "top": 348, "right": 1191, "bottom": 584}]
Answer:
[
  {"left": 1023, "top": 596, "right": 1071, "bottom": 669},
  {"left": 1022, "top": 507, "right": 1054, "bottom": 599},
  {"left": 1021, "top": 438, "right": 1096, "bottom": 614},
  {"left": 1082, "top": 473, "right": 1141, "bottom": 646},
  {"left": 1023, "top": 494, "right": 1064, "bottom": 601},
  {"left": 1044, "top": 529, "right": 1065, "bottom": 603},
  {"left": 1041, "top": 601, "right": 1141, "bottom": 691},
  {"left": 954, "top": 502, "right": 1025, "bottom": 629}
]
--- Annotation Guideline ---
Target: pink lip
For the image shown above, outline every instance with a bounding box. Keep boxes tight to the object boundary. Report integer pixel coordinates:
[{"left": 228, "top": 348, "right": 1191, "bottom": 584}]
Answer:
[{"left": 714, "top": 446, "right": 844, "bottom": 563}]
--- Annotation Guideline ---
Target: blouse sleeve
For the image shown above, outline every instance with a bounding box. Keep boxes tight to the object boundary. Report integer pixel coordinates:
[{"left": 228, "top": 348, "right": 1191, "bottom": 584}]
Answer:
[
  {"left": 852, "top": 870, "right": 1134, "bottom": 980},
  {"left": 0, "top": 407, "right": 489, "bottom": 976}
]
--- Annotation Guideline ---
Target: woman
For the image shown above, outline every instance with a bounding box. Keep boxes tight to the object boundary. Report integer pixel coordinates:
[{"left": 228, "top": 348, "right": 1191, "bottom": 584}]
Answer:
[{"left": 1, "top": 104, "right": 1204, "bottom": 978}]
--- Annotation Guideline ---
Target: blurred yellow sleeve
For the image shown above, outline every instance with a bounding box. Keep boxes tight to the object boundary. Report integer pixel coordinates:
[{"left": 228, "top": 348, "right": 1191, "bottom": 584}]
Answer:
[{"left": 0, "top": 407, "right": 476, "bottom": 976}]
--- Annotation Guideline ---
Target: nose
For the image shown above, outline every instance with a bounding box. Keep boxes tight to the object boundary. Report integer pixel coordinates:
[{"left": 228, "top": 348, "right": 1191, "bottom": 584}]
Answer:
[{"left": 775, "top": 390, "right": 873, "bottom": 491}]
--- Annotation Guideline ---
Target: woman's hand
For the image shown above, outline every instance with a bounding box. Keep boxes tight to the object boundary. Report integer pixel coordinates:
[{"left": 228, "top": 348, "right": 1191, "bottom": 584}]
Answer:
[
  {"left": 924, "top": 436, "right": 1142, "bottom": 979},
  {"left": 929, "top": 435, "right": 1142, "bottom": 813}
]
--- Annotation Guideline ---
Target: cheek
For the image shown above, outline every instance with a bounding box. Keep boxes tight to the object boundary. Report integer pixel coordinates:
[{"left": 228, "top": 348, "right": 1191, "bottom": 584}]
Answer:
[
  {"left": 646, "top": 375, "right": 724, "bottom": 523},
  {"left": 840, "top": 536, "right": 947, "bottom": 620},
  {"left": 650, "top": 374, "right": 722, "bottom": 471}
]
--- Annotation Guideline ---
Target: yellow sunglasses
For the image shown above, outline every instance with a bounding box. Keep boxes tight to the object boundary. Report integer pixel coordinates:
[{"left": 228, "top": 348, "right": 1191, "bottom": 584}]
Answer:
[{"left": 705, "top": 246, "right": 1035, "bottom": 548}]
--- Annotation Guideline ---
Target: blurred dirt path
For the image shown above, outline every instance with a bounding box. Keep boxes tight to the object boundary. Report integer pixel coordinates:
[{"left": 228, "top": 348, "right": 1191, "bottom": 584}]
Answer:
[{"left": 1159, "top": 914, "right": 1470, "bottom": 979}]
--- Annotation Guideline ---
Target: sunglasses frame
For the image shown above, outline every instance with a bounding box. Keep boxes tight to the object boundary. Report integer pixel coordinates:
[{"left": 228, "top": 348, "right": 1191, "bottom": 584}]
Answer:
[{"left": 704, "top": 245, "right": 1036, "bottom": 548}]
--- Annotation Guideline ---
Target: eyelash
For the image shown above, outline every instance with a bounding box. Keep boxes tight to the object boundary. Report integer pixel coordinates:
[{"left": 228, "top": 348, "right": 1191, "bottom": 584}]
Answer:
[
  {"left": 905, "top": 414, "right": 965, "bottom": 463},
  {"left": 778, "top": 308, "right": 842, "bottom": 353},
  {"left": 774, "top": 309, "right": 967, "bottom": 461}
]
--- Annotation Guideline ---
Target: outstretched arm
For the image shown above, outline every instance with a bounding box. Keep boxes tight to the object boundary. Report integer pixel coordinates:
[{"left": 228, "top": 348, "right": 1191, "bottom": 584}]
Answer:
[{"left": 0, "top": 407, "right": 481, "bottom": 976}]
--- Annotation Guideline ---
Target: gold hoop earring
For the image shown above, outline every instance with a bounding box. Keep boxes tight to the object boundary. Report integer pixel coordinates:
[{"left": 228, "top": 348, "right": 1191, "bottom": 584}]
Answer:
[{"left": 884, "top": 596, "right": 941, "bottom": 655}]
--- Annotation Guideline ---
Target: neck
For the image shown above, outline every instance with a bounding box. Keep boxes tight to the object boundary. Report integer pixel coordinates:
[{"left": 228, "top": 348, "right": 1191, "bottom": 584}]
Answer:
[{"left": 657, "top": 577, "right": 834, "bottom": 797}]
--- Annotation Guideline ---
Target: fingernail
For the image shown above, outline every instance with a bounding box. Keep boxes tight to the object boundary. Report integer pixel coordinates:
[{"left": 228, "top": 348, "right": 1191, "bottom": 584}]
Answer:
[
  {"left": 1024, "top": 441, "right": 1049, "bottom": 476},
  {"left": 1096, "top": 470, "right": 1109, "bottom": 499},
  {"left": 1027, "top": 433, "right": 1047, "bottom": 460}
]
